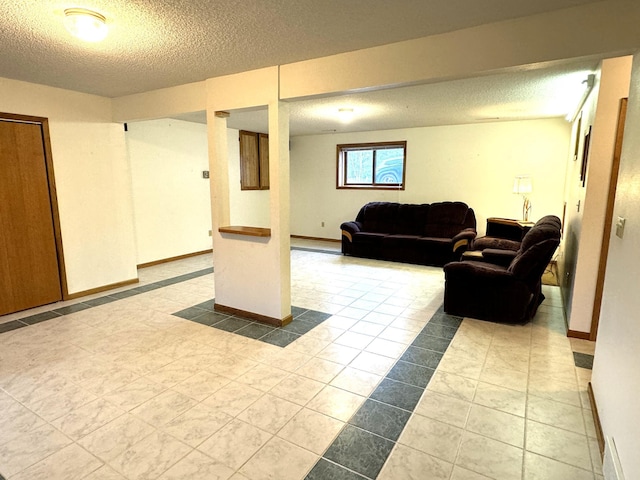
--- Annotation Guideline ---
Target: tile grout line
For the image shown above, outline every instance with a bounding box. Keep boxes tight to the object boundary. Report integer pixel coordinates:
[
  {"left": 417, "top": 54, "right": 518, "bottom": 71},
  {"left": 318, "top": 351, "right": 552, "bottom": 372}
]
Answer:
[
  {"left": 0, "top": 267, "right": 214, "bottom": 335},
  {"left": 305, "top": 306, "right": 463, "bottom": 480}
]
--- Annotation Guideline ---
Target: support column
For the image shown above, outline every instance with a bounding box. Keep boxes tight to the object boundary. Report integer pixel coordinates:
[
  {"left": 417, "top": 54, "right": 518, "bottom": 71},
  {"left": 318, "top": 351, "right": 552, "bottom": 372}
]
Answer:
[{"left": 206, "top": 67, "right": 291, "bottom": 326}]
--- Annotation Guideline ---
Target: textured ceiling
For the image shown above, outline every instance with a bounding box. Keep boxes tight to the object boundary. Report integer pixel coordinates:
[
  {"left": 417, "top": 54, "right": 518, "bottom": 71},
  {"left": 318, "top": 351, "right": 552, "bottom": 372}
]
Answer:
[
  {"left": 173, "top": 59, "right": 599, "bottom": 135},
  {"left": 0, "top": 0, "right": 604, "bottom": 98}
]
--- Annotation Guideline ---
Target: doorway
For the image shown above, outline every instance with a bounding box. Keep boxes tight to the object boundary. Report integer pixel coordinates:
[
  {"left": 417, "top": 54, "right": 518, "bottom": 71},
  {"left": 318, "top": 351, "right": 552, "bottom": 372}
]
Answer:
[{"left": 0, "top": 113, "right": 67, "bottom": 316}]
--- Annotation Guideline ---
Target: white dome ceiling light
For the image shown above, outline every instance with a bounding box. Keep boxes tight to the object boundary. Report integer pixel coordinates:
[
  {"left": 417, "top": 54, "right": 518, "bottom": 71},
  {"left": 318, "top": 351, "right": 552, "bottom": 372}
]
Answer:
[{"left": 64, "top": 8, "right": 108, "bottom": 42}]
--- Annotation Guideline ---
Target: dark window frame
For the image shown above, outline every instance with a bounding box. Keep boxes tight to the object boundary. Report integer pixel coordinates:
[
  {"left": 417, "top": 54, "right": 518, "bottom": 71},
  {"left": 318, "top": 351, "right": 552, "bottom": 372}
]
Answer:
[{"left": 336, "top": 141, "right": 407, "bottom": 190}]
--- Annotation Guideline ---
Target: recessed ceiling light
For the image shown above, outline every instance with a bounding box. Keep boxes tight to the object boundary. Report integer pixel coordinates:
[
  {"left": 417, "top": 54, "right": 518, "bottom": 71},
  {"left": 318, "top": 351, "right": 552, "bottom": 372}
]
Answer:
[{"left": 64, "top": 8, "right": 108, "bottom": 42}]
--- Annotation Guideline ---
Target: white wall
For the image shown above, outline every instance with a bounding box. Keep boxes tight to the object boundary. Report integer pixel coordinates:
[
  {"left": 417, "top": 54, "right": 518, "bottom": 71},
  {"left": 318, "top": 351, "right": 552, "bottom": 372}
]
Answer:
[
  {"left": 592, "top": 51, "right": 640, "bottom": 480},
  {"left": 567, "top": 57, "right": 632, "bottom": 333},
  {"left": 291, "top": 118, "right": 570, "bottom": 239},
  {"left": 0, "top": 77, "right": 137, "bottom": 295},
  {"left": 126, "top": 118, "right": 213, "bottom": 265},
  {"left": 560, "top": 80, "right": 600, "bottom": 322}
]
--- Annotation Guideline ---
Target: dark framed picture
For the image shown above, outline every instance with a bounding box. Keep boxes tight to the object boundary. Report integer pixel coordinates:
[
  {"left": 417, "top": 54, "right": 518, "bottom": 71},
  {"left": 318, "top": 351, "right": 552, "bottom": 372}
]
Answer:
[
  {"left": 573, "top": 115, "right": 582, "bottom": 161},
  {"left": 580, "top": 126, "right": 592, "bottom": 187}
]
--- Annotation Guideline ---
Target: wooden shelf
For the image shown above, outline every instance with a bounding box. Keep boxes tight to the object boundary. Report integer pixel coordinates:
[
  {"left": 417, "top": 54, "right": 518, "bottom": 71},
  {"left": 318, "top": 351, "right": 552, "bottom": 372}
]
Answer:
[{"left": 218, "top": 226, "right": 271, "bottom": 237}]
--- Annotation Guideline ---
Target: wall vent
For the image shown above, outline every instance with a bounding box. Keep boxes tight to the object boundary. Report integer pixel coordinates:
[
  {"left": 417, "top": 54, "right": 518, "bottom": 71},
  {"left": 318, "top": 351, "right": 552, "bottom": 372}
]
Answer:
[{"left": 603, "top": 436, "right": 625, "bottom": 480}]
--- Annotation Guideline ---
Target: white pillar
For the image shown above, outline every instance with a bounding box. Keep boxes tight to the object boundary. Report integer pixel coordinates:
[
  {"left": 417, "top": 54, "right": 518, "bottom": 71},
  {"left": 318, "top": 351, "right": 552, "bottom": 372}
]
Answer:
[{"left": 206, "top": 68, "right": 292, "bottom": 325}]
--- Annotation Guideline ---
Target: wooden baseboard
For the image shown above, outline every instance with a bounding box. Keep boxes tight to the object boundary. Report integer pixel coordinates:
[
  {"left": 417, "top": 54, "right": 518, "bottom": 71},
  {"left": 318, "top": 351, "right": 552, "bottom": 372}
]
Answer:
[
  {"left": 567, "top": 329, "right": 591, "bottom": 340},
  {"left": 137, "top": 249, "right": 213, "bottom": 269},
  {"left": 214, "top": 303, "right": 293, "bottom": 327},
  {"left": 291, "top": 235, "right": 340, "bottom": 243},
  {"left": 65, "top": 278, "right": 139, "bottom": 300},
  {"left": 588, "top": 382, "right": 605, "bottom": 458}
]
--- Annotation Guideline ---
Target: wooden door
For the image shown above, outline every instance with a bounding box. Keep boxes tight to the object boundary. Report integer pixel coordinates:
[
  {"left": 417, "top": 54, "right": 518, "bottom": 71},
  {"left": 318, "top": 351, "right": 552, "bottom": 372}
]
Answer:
[
  {"left": 590, "top": 98, "right": 628, "bottom": 340},
  {"left": 0, "top": 118, "right": 62, "bottom": 315}
]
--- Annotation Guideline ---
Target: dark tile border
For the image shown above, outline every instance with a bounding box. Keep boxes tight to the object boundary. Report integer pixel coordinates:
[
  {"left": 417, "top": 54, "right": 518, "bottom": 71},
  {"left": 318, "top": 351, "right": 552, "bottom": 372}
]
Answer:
[
  {"left": 323, "top": 425, "right": 395, "bottom": 479},
  {"left": 306, "top": 458, "right": 367, "bottom": 479},
  {"left": 0, "top": 267, "right": 214, "bottom": 335},
  {"left": 306, "top": 305, "right": 463, "bottom": 479},
  {"left": 574, "top": 351, "right": 594, "bottom": 369},
  {"left": 0, "top": 321, "right": 25, "bottom": 334},
  {"left": 291, "top": 246, "right": 342, "bottom": 256},
  {"left": 175, "top": 299, "right": 332, "bottom": 348}
]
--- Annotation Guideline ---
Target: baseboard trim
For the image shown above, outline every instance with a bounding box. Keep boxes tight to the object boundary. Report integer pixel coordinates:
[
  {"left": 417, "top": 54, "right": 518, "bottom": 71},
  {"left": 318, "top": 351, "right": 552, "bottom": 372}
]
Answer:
[
  {"left": 137, "top": 249, "right": 213, "bottom": 269},
  {"left": 66, "top": 278, "right": 139, "bottom": 300},
  {"left": 214, "top": 303, "right": 293, "bottom": 327},
  {"left": 291, "top": 234, "right": 340, "bottom": 243},
  {"left": 588, "top": 382, "right": 605, "bottom": 458},
  {"left": 567, "top": 329, "right": 591, "bottom": 339}
]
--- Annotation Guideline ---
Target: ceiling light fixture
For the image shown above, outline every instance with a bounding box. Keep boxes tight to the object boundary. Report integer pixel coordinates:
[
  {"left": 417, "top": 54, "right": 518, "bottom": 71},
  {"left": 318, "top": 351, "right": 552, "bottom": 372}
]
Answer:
[
  {"left": 338, "top": 108, "right": 354, "bottom": 123},
  {"left": 64, "top": 8, "right": 108, "bottom": 42},
  {"left": 566, "top": 74, "right": 595, "bottom": 123}
]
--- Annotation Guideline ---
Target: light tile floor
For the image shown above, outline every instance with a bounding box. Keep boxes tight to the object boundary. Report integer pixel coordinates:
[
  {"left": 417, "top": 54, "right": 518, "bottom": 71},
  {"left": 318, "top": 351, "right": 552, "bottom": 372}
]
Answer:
[{"left": 0, "top": 245, "right": 600, "bottom": 480}]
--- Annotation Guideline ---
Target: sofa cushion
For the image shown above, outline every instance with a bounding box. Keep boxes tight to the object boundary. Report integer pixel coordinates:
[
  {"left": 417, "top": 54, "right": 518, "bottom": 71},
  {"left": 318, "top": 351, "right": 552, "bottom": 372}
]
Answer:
[
  {"left": 381, "top": 234, "right": 421, "bottom": 263},
  {"left": 416, "top": 236, "right": 451, "bottom": 254},
  {"left": 353, "top": 232, "right": 388, "bottom": 246},
  {"left": 395, "top": 204, "right": 430, "bottom": 235},
  {"left": 424, "top": 202, "right": 472, "bottom": 238},
  {"left": 361, "top": 202, "right": 400, "bottom": 234},
  {"left": 382, "top": 234, "right": 421, "bottom": 243}
]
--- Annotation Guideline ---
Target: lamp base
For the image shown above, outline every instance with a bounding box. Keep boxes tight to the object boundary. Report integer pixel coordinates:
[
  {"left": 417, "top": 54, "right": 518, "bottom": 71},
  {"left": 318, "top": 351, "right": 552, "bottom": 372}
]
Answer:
[{"left": 522, "top": 197, "right": 531, "bottom": 222}]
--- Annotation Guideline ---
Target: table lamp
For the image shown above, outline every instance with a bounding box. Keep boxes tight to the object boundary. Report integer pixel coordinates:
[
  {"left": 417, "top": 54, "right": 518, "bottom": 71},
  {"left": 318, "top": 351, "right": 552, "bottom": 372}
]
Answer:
[{"left": 513, "top": 176, "right": 532, "bottom": 221}]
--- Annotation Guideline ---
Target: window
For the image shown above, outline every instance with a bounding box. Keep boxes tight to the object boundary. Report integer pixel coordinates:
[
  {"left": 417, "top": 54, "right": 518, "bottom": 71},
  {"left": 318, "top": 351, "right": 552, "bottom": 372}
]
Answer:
[{"left": 337, "top": 141, "right": 406, "bottom": 189}]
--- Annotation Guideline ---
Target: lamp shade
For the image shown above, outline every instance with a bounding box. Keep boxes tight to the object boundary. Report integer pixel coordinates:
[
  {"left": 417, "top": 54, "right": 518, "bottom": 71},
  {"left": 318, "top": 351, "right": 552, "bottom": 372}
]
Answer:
[{"left": 513, "top": 176, "right": 532, "bottom": 195}]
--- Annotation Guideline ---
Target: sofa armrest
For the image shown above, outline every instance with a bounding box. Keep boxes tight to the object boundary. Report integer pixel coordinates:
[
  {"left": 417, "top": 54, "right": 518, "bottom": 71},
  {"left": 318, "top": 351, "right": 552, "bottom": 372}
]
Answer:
[
  {"left": 451, "top": 228, "right": 477, "bottom": 253},
  {"left": 480, "top": 248, "right": 517, "bottom": 267},
  {"left": 444, "top": 260, "right": 515, "bottom": 284},
  {"left": 340, "top": 221, "right": 362, "bottom": 242}
]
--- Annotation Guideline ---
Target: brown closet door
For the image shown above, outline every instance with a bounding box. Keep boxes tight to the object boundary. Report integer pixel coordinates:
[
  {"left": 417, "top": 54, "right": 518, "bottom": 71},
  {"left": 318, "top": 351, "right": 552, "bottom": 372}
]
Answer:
[{"left": 0, "top": 120, "right": 62, "bottom": 315}]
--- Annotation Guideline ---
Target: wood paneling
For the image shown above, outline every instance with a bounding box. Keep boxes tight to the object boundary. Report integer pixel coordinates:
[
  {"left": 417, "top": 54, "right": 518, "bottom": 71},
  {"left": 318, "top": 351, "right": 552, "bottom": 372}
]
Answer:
[
  {"left": 239, "top": 130, "right": 260, "bottom": 190},
  {"left": 0, "top": 119, "right": 62, "bottom": 315}
]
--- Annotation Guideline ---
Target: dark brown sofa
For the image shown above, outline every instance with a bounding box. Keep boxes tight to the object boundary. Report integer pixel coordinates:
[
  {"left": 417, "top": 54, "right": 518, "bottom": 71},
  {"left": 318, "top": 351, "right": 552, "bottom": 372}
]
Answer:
[
  {"left": 443, "top": 215, "right": 561, "bottom": 323},
  {"left": 340, "top": 201, "right": 477, "bottom": 267}
]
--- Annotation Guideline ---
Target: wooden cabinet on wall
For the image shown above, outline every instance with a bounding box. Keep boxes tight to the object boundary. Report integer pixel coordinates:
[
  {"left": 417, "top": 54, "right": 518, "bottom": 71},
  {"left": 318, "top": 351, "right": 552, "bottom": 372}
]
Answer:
[{"left": 239, "top": 130, "right": 269, "bottom": 190}]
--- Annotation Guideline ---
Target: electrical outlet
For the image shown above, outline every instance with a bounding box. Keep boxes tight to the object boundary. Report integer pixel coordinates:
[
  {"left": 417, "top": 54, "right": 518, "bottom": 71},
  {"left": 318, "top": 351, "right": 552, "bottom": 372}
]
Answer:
[
  {"left": 208, "top": 230, "right": 212, "bottom": 236},
  {"left": 321, "top": 221, "right": 325, "bottom": 227},
  {"left": 202, "top": 170, "right": 210, "bottom": 179}
]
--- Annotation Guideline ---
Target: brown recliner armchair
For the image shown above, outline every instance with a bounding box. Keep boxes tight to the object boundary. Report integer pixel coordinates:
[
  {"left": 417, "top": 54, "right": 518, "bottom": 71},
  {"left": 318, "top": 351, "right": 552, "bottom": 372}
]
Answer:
[{"left": 443, "top": 215, "right": 561, "bottom": 323}]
